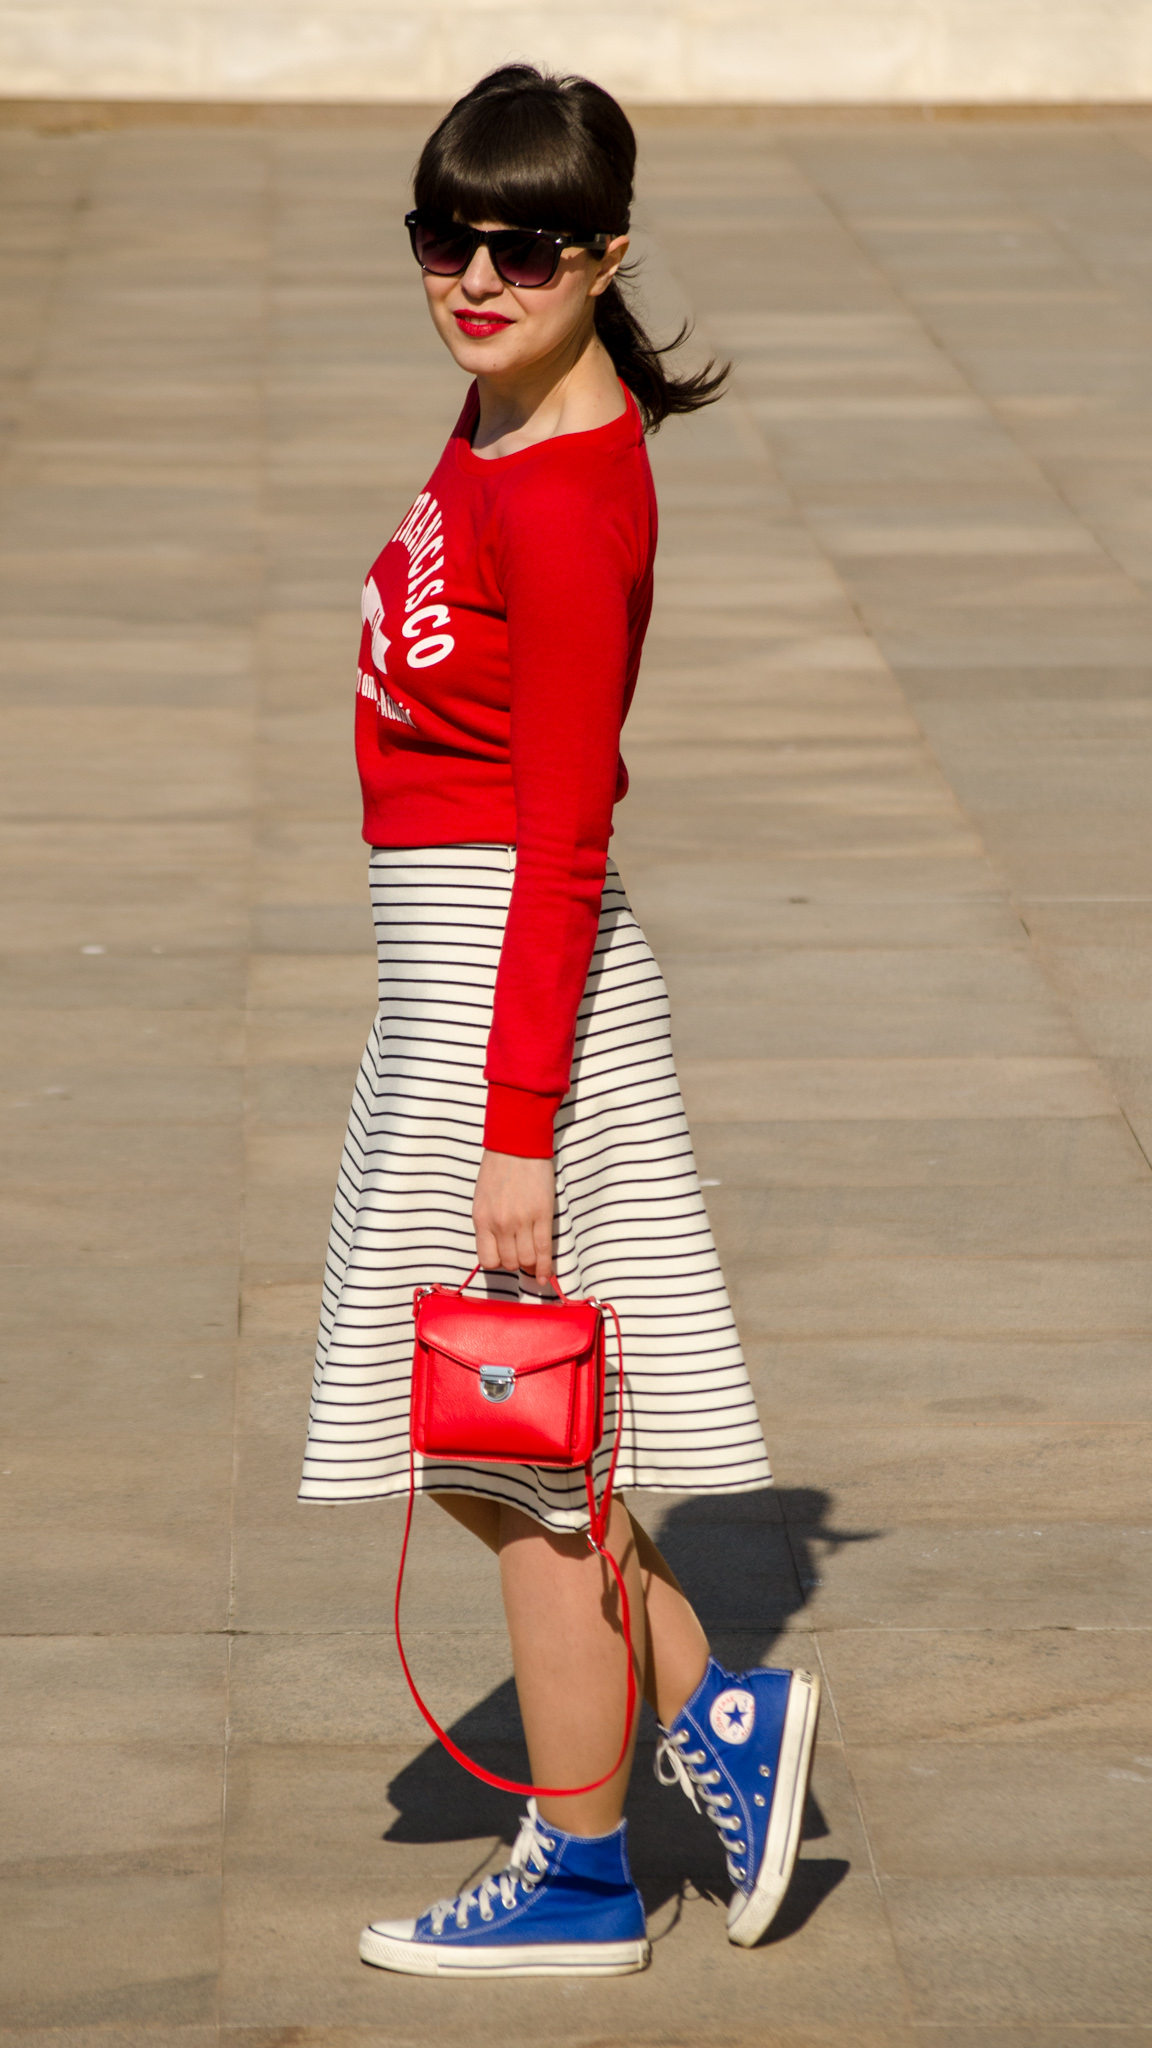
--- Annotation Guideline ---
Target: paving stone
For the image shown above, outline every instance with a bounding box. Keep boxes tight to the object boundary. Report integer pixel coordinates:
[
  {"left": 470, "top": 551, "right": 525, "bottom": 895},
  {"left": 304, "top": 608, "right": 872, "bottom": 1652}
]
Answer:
[
  {"left": 0, "top": 950, "right": 247, "bottom": 1010},
  {"left": 0, "top": 1121, "right": 242, "bottom": 1187},
  {"left": 0, "top": 1436, "right": 234, "bottom": 1634},
  {"left": 238, "top": 1179, "right": 339, "bottom": 1272},
  {"left": 731, "top": 1254, "right": 1152, "bottom": 1341},
  {"left": 247, "top": 955, "right": 376, "bottom": 1011},
  {"left": 679, "top": 1055, "right": 1117, "bottom": 1122},
  {"left": 1, "top": 1008, "right": 246, "bottom": 1068},
  {"left": 0, "top": 2030, "right": 219, "bottom": 2048},
  {"left": 897, "top": 2031, "right": 1152, "bottom": 2048},
  {"left": 0, "top": 1067, "right": 243, "bottom": 1126},
  {"left": 880, "top": 1877, "right": 1152, "bottom": 2024},
  {"left": 817, "top": 1627, "right": 1152, "bottom": 1746},
  {"left": 663, "top": 947, "right": 1082, "bottom": 1060},
  {"left": 0, "top": 1742, "right": 224, "bottom": 1869},
  {"left": 0, "top": 1186, "right": 241, "bottom": 1265},
  {"left": 745, "top": 1335, "right": 1152, "bottom": 1424},
  {"left": 689, "top": 1113, "right": 1149, "bottom": 1187},
  {"left": 0, "top": 1636, "right": 228, "bottom": 1746},
  {"left": 708, "top": 1183, "right": 1152, "bottom": 1259},
  {"left": 849, "top": 1743, "right": 1152, "bottom": 1875},
  {"left": 768, "top": 1422, "right": 1152, "bottom": 1521},
  {"left": 246, "top": 1010, "right": 375, "bottom": 1067},
  {"left": 787, "top": 1522, "right": 1152, "bottom": 1631},
  {"left": 0, "top": 1874, "right": 221, "bottom": 2028},
  {"left": 245, "top": 1063, "right": 369, "bottom": 1127},
  {"left": 2, "top": 1337, "right": 237, "bottom": 1437}
]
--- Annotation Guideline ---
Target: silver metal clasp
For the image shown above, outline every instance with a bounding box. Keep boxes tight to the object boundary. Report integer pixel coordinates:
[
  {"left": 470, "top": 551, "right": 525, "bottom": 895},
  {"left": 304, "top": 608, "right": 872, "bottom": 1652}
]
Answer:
[{"left": 479, "top": 1365, "right": 515, "bottom": 1403}]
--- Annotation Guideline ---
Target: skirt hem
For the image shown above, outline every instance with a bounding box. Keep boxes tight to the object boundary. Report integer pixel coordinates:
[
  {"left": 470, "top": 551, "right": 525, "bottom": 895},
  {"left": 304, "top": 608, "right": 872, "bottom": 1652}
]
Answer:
[{"left": 297, "top": 1470, "right": 774, "bottom": 1531}]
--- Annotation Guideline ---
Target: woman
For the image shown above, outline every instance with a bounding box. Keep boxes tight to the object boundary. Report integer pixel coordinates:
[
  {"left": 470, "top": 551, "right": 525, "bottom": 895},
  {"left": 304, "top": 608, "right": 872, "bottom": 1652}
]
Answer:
[{"left": 300, "top": 64, "right": 819, "bottom": 1978}]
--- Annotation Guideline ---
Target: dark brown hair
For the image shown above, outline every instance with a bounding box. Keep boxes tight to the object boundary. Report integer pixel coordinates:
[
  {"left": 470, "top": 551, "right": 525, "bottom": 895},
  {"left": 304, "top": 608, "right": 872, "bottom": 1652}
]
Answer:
[{"left": 413, "top": 64, "right": 728, "bottom": 432}]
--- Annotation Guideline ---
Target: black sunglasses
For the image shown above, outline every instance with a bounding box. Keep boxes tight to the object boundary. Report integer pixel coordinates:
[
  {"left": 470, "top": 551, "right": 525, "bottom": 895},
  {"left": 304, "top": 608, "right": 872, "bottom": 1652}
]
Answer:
[{"left": 405, "top": 209, "right": 610, "bottom": 290}]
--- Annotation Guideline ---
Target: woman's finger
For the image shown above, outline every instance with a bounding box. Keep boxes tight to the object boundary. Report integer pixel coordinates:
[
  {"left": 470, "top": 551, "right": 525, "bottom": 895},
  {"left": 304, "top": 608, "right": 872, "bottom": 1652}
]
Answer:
[
  {"left": 497, "top": 1224, "right": 522, "bottom": 1273},
  {"left": 514, "top": 1221, "right": 539, "bottom": 1275},
  {"left": 532, "top": 1212, "right": 554, "bottom": 1282},
  {"left": 474, "top": 1220, "right": 501, "bottom": 1269}
]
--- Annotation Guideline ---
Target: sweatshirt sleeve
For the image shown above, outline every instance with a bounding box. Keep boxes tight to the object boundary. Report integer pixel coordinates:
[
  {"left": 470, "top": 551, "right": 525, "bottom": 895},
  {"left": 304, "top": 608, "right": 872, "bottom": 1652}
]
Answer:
[{"left": 482, "top": 463, "right": 637, "bottom": 1157}]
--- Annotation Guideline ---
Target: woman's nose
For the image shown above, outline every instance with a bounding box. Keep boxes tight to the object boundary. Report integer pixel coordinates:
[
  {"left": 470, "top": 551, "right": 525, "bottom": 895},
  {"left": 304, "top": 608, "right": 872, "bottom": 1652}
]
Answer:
[{"left": 460, "top": 245, "right": 504, "bottom": 298}]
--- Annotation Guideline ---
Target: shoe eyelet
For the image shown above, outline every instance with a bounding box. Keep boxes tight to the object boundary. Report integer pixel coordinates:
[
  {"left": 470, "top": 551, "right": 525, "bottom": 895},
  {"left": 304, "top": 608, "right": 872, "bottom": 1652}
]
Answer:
[
  {"left": 754, "top": 1792, "right": 766, "bottom": 1807},
  {"left": 759, "top": 1764, "right": 772, "bottom": 1777}
]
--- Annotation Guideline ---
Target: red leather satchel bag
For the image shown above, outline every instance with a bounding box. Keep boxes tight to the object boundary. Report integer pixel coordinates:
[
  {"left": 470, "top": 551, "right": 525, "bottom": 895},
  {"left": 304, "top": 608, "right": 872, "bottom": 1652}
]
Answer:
[
  {"left": 411, "top": 1283, "right": 605, "bottom": 1470},
  {"left": 394, "top": 1264, "right": 636, "bottom": 1799}
]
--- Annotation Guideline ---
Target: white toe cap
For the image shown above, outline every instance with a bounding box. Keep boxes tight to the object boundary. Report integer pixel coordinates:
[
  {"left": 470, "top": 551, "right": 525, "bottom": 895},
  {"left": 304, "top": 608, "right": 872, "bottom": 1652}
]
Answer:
[{"left": 363, "top": 1917, "right": 417, "bottom": 1941}]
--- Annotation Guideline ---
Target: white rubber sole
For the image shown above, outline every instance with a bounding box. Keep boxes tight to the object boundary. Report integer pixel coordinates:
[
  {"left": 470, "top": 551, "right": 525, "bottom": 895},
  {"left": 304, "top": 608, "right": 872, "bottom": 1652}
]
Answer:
[
  {"left": 726, "top": 1666, "right": 821, "bottom": 1949},
  {"left": 359, "top": 1926, "right": 651, "bottom": 1978}
]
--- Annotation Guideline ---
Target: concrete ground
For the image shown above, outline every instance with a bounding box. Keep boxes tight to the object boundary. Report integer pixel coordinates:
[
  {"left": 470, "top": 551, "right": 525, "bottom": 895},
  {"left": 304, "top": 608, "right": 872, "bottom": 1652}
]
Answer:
[{"left": 2, "top": 102, "right": 1151, "bottom": 2047}]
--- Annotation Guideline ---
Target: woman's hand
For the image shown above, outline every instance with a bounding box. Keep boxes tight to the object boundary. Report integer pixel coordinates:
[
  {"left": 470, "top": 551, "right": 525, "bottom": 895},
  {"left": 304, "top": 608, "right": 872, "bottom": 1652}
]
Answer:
[{"left": 473, "top": 1150, "right": 555, "bottom": 1282}]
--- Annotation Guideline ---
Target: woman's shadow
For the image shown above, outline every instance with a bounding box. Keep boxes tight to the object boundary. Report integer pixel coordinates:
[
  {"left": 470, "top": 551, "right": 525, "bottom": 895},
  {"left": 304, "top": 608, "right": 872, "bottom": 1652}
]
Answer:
[{"left": 383, "top": 1487, "right": 878, "bottom": 1945}]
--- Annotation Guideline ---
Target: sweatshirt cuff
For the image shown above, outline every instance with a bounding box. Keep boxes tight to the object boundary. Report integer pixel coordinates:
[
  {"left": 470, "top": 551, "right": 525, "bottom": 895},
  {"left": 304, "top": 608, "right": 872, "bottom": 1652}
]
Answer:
[{"left": 483, "top": 1083, "right": 564, "bottom": 1158}]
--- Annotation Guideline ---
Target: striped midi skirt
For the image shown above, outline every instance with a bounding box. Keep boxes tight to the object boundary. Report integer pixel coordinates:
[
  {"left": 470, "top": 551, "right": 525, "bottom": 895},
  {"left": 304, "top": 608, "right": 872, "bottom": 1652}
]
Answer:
[{"left": 299, "top": 844, "right": 771, "bottom": 1531}]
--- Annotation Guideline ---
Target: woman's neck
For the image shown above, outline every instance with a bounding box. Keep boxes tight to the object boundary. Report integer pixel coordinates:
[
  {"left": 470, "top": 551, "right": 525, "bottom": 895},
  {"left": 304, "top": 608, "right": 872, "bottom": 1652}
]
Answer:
[{"left": 471, "top": 328, "right": 626, "bottom": 460}]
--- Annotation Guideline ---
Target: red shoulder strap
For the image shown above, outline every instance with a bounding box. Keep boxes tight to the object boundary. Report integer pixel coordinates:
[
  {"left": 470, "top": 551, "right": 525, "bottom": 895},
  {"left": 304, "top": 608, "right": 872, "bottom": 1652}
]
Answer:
[{"left": 393, "top": 1300, "right": 637, "bottom": 1797}]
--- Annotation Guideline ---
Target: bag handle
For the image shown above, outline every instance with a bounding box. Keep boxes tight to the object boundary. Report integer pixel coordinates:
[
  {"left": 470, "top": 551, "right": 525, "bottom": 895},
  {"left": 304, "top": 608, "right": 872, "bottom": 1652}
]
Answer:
[
  {"left": 393, "top": 1287, "right": 638, "bottom": 1797},
  {"left": 436, "top": 1260, "right": 574, "bottom": 1305}
]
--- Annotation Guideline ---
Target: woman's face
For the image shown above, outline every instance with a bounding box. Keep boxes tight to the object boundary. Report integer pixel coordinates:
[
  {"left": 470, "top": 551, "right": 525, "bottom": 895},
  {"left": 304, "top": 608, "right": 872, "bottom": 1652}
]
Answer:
[{"left": 421, "top": 221, "right": 629, "bottom": 378}]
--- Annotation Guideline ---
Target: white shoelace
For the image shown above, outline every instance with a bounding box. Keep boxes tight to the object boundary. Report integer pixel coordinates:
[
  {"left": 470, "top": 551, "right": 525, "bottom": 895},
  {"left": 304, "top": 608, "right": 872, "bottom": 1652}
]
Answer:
[
  {"left": 654, "top": 1728, "right": 749, "bottom": 1882},
  {"left": 428, "top": 1799, "right": 557, "bottom": 1935}
]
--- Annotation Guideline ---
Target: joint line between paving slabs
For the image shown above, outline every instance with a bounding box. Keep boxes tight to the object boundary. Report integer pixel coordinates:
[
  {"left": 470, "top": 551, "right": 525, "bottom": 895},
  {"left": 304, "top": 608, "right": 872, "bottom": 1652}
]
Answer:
[{"left": 809, "top": 1628, "right": 919, "bottom": 2026}]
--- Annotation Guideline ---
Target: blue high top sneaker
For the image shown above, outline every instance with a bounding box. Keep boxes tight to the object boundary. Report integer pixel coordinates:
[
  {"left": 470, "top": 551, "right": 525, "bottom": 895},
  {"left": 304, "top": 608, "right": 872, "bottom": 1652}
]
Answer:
[
  {"left": 655, "top": 1658, "right": 820, "bottom": 1947},
  {"left": 359, "top": 1799, "right": 650, "bottom": 1978}
]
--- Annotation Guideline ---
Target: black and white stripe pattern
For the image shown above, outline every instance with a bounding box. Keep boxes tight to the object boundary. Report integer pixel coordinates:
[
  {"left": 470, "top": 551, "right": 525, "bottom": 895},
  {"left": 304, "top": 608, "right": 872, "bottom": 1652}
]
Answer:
[{"left": 299, "top": 844, "right": 771, "bottom": 1529}]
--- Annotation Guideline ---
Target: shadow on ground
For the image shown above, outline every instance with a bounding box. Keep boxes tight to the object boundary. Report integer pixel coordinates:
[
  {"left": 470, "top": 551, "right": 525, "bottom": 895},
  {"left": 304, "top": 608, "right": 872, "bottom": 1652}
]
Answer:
[{"left": 385, "top": 1487, "right": 878, "bottom": 1939}]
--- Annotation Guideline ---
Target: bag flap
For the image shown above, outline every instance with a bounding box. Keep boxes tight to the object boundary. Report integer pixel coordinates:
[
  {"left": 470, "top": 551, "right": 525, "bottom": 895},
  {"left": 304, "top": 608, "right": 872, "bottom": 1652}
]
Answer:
[{"left": 416, "top": 1295, "right": 599, "bottom": 1374}]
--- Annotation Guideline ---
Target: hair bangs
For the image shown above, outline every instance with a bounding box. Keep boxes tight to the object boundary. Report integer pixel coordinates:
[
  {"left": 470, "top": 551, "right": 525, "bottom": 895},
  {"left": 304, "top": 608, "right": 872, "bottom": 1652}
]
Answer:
[{"left": 415, "top": 87, "right": 624, "bottom": 237}]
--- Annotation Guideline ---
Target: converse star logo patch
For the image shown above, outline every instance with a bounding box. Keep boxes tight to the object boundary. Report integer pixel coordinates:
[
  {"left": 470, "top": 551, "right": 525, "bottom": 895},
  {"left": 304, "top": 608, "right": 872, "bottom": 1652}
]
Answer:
[{"left": 709, "top": 1687, "right": 756, "bottom": 1744}]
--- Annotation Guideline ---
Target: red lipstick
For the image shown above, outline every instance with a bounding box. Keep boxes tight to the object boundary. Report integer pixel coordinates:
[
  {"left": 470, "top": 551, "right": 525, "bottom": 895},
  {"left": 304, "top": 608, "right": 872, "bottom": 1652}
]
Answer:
[{"left": 453, "top": 311, "right": 513, "bottom": 339}]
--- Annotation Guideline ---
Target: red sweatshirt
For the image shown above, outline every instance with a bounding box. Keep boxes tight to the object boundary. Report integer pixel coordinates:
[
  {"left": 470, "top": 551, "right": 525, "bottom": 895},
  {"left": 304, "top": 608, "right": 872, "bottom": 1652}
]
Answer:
[{"left": 354, "top": 382, "right": 657, "bottom": 1158}]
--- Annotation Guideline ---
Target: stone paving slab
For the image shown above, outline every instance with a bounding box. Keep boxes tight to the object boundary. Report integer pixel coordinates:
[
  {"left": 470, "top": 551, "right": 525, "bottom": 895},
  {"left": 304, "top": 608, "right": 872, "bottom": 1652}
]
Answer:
[{"left": 3, "top": 105, "right": 1152, "bottom": 2044}]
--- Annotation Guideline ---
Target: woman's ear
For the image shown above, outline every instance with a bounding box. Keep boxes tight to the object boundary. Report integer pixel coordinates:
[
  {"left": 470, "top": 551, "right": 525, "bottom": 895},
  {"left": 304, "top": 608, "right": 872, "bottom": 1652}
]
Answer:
[{"left": 588, "top": 234, "right": 630, "bottom": 298}]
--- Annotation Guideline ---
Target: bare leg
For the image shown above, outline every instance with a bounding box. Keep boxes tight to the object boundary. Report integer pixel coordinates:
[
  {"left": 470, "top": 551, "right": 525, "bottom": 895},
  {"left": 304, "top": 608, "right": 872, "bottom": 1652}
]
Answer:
[
  {"left": 431, "top": 1491, "right": 501, "bottom": 1552},
  {"left": 629, "top": 1511, "right": 711, "bottom": 1726},
  {"left": 497, "top": 1494, "right": 644, "bottom": 1835},
  {"left": 432, "top": 1493, "right": 710, "bottom": 1760}
]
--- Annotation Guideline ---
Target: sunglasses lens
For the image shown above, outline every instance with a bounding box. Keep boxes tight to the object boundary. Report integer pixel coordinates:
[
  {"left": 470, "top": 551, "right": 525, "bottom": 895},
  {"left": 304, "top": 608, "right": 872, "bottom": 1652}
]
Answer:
[
  {"left": 492, "top": 233, "right": 558, "bottom": 288},
  {"left": 413, "top": 222, "right": 474, "bottom": 275}
]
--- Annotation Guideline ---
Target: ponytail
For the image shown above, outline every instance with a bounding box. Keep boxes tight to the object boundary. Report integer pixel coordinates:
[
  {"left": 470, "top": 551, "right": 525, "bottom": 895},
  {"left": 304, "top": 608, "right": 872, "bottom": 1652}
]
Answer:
[{"left": 593, "top": 278, "right": 728, "bottom": 433}]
